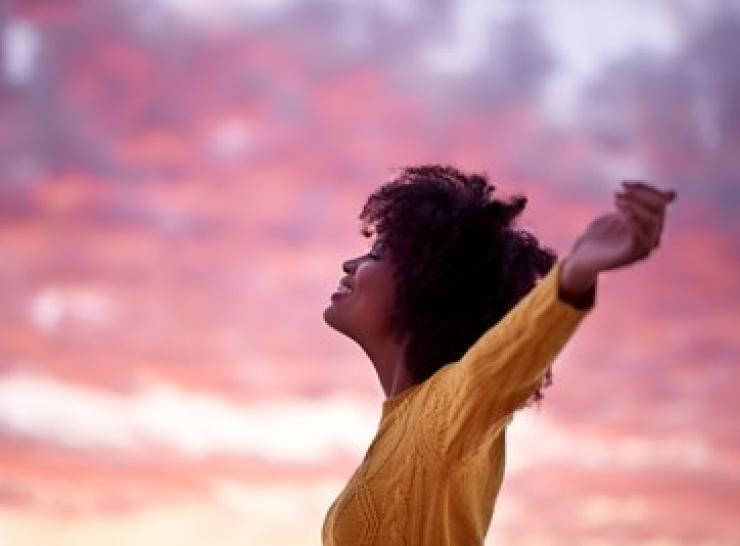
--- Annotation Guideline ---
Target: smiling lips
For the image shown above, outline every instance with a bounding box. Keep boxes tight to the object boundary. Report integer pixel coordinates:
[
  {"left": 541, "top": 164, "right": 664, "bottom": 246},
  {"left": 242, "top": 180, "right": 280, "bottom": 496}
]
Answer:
[{"left": 331, "top": 280, "right": 353, "bottom": 300}]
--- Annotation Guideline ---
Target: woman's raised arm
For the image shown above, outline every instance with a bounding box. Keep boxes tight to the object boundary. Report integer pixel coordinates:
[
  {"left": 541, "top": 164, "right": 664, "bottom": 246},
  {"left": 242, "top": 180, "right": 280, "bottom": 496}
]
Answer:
[{"left": 425, "top": 180, "right": 677, "bottom": 461}]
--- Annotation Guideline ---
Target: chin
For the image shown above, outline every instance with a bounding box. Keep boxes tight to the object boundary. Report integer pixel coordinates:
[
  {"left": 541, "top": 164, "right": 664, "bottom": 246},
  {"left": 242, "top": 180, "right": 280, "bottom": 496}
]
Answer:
[
  {"left": 323, "top": 303, "right": 339, "bottom": 328},
  {"left": 322, "top": 305, "right": 333, "bottom": 324},
  {"left": 323, "top": 302, "right": 350, "bottom": 336}
]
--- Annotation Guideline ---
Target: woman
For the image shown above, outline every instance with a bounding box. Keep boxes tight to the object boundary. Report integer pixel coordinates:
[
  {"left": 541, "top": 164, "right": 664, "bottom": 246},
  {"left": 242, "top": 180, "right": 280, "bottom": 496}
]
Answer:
[{"left": 321, "top": 164, "right": 677, "bottom": 545}]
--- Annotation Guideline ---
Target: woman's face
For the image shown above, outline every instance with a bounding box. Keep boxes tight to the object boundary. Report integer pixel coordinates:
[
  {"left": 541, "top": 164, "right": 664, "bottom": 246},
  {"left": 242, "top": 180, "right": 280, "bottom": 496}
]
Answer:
[{"left": 323, "top": 238, "right": 397, "bottom": 344}]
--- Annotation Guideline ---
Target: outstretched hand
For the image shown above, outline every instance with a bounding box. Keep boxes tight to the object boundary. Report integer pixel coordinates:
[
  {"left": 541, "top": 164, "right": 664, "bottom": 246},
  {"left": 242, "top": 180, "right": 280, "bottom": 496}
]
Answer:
[{"left": 561, "top": 180, "right": 678, "bottom": 298}]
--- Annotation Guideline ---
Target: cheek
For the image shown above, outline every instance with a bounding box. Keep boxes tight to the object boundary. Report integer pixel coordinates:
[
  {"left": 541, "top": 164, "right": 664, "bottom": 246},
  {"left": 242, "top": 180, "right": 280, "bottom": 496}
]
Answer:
[
  {"left": 354, "top": 269, "right": 395, "bottom": 314},
  {"left": 325, "top": 267, "right": 396, "bottom": 336},
  {"left": 364, "top": 276, "right": 396, "bottom": 316}
]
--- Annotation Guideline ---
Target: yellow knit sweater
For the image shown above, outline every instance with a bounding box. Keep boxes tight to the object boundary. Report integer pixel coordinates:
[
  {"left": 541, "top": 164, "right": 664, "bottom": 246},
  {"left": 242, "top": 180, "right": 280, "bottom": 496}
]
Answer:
[{"left": 321, "top": 259, "right": 597, "bottom": 545}]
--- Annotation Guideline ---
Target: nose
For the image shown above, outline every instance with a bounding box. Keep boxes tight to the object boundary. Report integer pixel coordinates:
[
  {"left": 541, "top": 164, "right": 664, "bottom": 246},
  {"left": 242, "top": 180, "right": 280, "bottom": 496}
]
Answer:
[
  {"left": 343, "top": 251, "right": 368, "bottom": 274},
  {"left": 342, "top": 257, "right": 357, "bottom": 274}
]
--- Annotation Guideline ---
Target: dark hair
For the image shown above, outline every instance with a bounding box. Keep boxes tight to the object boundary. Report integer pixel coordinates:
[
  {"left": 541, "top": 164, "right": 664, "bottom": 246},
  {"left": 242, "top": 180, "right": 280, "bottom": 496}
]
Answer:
[{"left": 359, "top": 164, "right": 557, "bottom": 406}]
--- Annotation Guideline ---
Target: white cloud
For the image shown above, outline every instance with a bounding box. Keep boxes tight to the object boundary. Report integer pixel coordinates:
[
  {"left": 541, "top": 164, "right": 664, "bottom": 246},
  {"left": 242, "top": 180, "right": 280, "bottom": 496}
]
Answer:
[
  {"left": 0, "top": 479, "right": 340, "bottom": 546},
  {"left": 0, "top": 371, "right": 719, "bottom": 471},
  {"left": 418, "top": 0, "right": 683, "bottom": 126},
  {"left": 3, "top": 19, "right": 41, "bottom": 86},
  {"left": 29, "top": 286, "right": 117, "bottom": 332},
  {"left": 535, "top": 0, "right": 682, "bottom": 125},
  {"left": 210, "top": 478, "right": 341, "bottom": 520},
  {"left": 420, "top": 0, "right": 517, "bottom": 77},
  {"left": 578, "top": 494, "right": 651, "bottom": 527},
  {"left": 209, "top": 119, "right": 255, "bottom": 157},
  {"left": 124, "top": 0, "right": 303, "bottom": 28},
  {"left": 127, "top": 0, "right": 420, "bottom": 28},
  {"left": 507, "top": 410, "right": 715, "bottom": 473},
  {"left": 0, "top": 372, "right": 377, "bottom": 462}
]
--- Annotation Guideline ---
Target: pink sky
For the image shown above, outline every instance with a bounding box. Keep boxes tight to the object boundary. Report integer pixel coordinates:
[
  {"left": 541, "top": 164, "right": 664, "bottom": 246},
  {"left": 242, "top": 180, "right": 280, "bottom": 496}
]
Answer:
[{"left": 1, "top": 1, "right": 739, "bottom": 544}]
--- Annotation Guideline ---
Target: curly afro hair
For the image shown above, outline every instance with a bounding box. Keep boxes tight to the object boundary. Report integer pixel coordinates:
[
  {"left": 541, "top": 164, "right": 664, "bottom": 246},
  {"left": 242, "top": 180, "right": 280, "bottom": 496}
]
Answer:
[{"left": 359, "top": 164, "right": 558, "bottom": 406}]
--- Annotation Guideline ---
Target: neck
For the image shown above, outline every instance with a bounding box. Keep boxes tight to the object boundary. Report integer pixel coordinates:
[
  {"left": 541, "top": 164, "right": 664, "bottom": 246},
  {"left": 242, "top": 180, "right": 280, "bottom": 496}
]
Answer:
[{"left": 360, "top": 336, "right": 416, "bottom": 399}]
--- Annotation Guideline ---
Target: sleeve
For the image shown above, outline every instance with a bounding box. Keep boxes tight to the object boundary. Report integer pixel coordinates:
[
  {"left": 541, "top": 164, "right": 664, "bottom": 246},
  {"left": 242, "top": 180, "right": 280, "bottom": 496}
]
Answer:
[{"left": 428, "top": 259, "right": 597, "bottom": 460}]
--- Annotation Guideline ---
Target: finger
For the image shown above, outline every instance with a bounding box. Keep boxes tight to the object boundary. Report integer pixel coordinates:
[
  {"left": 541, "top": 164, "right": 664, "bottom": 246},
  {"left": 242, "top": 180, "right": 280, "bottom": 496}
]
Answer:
[
  {"left": 615, "top": 193, "right": 661, "bottom": 232},
  {"left": 619, "top": 209, "right": 655, "bottom": 258},
  {"left": 615, "top": 199, "right": 651, "bottom": 233},
  {"left": 615, "top": 199, "right": 659, "bottom": 248},
  {"left": 618, "top": 190, "right": 667, "bottom": 239},
  {"left": 619, "top": 183, "right": 669, "bottom": 214},
  {"left": 621, "top": 180, "right": 677, "bottom": 205},
  {"left": 622, "top": 180, "right": 678, "bottom": 204},
  {"left": 616, "top": 189, "right": 663, "bottom": 217}
]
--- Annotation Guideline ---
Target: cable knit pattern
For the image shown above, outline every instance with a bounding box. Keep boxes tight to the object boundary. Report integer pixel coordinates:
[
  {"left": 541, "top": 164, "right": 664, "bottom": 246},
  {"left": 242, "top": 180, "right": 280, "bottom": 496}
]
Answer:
[{"left": 322, "top": 259, "right": 596, "bottom": 545}]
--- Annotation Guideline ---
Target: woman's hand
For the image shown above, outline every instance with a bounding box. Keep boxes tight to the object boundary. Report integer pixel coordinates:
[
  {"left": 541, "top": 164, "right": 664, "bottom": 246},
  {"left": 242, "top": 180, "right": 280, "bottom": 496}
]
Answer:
[{"left": 560, "top": 180, "right": 678, "bottom": 298}]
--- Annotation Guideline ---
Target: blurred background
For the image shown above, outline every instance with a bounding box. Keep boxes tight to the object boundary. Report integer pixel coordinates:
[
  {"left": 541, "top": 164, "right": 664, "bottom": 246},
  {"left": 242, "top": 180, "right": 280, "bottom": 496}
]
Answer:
[{"left": 0, "top": 0, "right": 738, "bottom": 544}]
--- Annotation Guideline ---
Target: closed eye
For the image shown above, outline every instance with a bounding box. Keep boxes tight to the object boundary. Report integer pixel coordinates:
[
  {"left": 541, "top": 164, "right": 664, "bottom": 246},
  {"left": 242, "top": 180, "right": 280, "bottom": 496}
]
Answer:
[{"left": 368, "top": 238, "right": 385, "bottom": 260}]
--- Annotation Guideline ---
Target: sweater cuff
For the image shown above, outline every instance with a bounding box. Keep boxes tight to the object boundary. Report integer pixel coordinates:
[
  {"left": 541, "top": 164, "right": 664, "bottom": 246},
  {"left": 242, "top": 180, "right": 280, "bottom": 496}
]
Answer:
[{"left": 554, "top": 259, "right": 597, "bottom": 311}]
